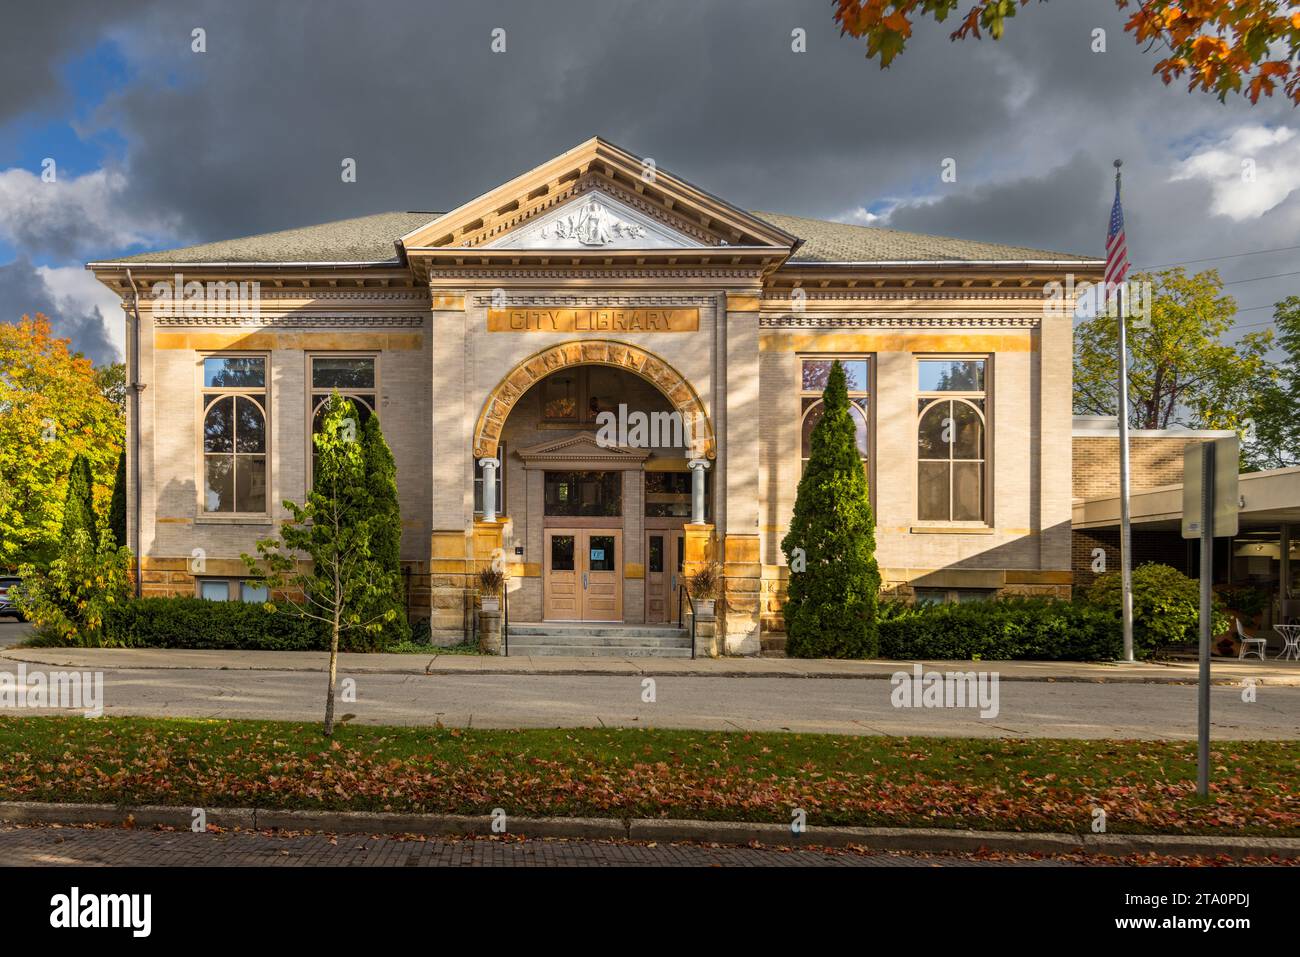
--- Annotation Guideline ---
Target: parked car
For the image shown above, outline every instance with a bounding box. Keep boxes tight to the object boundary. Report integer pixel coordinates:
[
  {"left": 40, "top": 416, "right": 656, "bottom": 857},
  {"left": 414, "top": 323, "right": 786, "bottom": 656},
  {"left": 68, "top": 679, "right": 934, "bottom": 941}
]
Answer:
[{"left": 0, "top": 576, "right": 24, "bottom": 620}]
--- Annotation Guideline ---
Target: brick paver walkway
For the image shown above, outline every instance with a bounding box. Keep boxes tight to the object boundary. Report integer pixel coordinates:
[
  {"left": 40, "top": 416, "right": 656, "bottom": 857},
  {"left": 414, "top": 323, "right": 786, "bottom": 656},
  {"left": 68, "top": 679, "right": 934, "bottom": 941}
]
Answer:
[{"left": 0, "top": 824, "right": 1064, "bottom": 867}]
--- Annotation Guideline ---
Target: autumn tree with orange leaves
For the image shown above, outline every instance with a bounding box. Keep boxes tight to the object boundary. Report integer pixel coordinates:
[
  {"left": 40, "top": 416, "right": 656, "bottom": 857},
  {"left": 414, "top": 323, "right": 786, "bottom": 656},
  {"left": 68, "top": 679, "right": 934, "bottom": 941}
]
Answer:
[
  {"left": 0, "top": 314, "right": 125, "bottom": 568},
  {"left": 834, "top": 1, "right": 1300, "bottom": 105}
]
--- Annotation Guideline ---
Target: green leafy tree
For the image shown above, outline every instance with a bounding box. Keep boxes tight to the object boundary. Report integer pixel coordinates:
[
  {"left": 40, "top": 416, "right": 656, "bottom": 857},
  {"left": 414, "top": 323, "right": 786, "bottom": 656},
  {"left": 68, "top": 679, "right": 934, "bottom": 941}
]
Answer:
[
  {"left": 348, "top": 415, "right": 410, "bottom": 649},
  {"left": 244, "top": 394, "right": 401, "bottom": 735},
  {"left": 1073, "top": 268, "right": 1275, "bottom": 435},
  {"left": 1243, "top": 296, "right": 1300, "bottom": 470},
  {"left": 61, "top": 454, "right": 98, "bottom": 549},
  {"left": 16, "top": 530, "right": 133, "bottom": 646},
  {"left": 781, "top": 360, "right": 881, "bottom": 658},
  {"left": 0, "top": 315, "right": 123, "bottom": 568},
  {"left": 108, "top": 450, "right": 128, "bottom": 548}
]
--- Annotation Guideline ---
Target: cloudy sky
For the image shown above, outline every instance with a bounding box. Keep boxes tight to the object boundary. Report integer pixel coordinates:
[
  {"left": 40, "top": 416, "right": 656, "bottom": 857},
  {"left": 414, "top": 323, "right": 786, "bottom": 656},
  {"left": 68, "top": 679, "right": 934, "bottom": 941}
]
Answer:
[{"left": 2, "top": 0, "right": 1297, "bottom": 364}]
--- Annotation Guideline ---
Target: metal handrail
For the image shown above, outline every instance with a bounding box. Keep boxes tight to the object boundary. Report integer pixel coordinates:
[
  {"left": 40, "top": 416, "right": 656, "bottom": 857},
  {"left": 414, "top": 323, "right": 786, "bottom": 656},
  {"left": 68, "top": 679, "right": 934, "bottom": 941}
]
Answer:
[
  {"left": 677, "top": 584, "right": 697, "bottom": 659},
  {"left": 503, "top": 580, "right": 510, "bottom": 657}
]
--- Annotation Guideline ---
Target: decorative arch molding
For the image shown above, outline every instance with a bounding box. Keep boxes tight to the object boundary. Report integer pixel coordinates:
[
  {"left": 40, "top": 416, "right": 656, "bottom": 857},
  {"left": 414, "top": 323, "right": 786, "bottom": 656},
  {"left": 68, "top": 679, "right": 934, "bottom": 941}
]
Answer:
[{"left": 473, "top": 340, "right": 716, "bottom": 461}]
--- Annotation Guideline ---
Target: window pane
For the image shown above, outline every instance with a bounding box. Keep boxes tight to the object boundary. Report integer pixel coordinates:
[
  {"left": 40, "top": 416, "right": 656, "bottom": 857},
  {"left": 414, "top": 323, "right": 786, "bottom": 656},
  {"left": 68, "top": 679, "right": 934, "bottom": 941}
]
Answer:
[
  {"left": 550, "top": 535, "right": 575, "bottom": 571},
  {"left": 204, "top": 456, "right": 234, "bottom": 512},
  {"left": 313, "top": 395, "right": 373, "bottom": 436},
  {"left": 648, "top": 536, "right": 664, "bottom": 573},
  {"left": 914, "top": 588, "right": 947, "bottom": 606},
  {"left": 919, "top": 359, "right": 985, "bottom": 392},
  {"left": 917, "top": 402, "right": 949, "bottom": 460},
  {"left": 952, "top": 462, "right": 984, "bottom": 521},
  {"left": 204, "top": 357, "right": 264, "bottom": 388},
  {"left": 801, "top": 360, "right": 832, "bottom": 392},
  {"left": 204, "top": 396, "right": 234, "bottom": 453},
  {"left": 918, "top": 461, "right": 950, "bottom": 521},
  {"left": 841, "top": 360, "right": 868, "bottom": 393},
  {"left": 542, "top": 375, "right": 577, "bottom": 420},
  {"left": 645, "top": 471, "right": 691, "bottom": 518},
  {"left": 544, "top": 471, "right": 621, "bottom": 517},
  {"left": 950, "top": 400, "right": 983, "bottom": 459},
  {"left": 588, "top": 535, "right": 615, "bottom": 572},
  {"left": 200, "top": 580, "right": 230, "bottom": 601},
  {"left": 235, "top": 396, "right": 266, "bottom": 453},
  {"left": 241, "top": 581, "right": 269, "bottom": 603},
  {"left": 848, "top": 404, "right": 869, "bottom": 459},
  {"left": 235, "top": 455, "right": 267, "bottom": 512},
  {"left": 312, "top": 357, "right": 374, "bottom": 389},
  {"left": 801, "top": 400, "right": 824, "bottom": 458}
]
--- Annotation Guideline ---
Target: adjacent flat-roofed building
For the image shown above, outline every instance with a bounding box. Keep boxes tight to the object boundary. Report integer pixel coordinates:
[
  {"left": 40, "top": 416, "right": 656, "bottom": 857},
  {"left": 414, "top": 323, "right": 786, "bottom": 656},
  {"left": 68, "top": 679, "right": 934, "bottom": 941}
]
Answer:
[{"left": 88, "top": 137, "right": 1101, "bottom": 653}]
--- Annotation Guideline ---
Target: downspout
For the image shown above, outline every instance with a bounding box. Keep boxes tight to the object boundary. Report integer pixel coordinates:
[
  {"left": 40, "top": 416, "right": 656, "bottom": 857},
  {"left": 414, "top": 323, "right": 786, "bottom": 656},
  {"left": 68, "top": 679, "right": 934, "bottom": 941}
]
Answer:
[{"left": 125, "top": 269, "right": 145, "bottom": 597}]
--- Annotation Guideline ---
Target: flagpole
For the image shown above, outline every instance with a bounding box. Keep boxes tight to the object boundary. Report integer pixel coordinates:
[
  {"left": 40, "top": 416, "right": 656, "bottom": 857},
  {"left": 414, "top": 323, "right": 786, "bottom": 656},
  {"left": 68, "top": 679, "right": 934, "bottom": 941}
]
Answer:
[{"left": 1114, "top": 158, "right": 1135, "bottom": 663}]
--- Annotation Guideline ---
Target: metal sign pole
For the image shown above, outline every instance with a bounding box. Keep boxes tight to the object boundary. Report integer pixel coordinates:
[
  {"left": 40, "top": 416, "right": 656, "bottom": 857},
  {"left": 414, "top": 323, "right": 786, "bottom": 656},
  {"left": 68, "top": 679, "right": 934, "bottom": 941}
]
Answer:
[{"left": 1197, "top": 442, "right": 1214, "bottom": 797}]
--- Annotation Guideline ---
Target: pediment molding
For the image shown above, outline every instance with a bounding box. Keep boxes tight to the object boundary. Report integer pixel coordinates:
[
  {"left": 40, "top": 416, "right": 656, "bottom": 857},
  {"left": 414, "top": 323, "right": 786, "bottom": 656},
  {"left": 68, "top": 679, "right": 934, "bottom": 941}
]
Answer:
[
  {"left": 517, "top": 431, "right": 652, "bottom": 469},
  {"left": 400, "top": 137, "right": 797, "bottom": 258}
]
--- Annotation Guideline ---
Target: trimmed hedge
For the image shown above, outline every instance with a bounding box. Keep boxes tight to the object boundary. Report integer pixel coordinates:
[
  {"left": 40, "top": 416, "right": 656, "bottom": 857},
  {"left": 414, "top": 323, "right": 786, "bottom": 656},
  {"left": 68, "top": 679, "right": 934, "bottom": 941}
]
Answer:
[
  {"left": 104, "top": 597, "right": 326, "bottom": 651},
  {"left": 877, "top": 597, "right": 1124, "bottom": 661}
]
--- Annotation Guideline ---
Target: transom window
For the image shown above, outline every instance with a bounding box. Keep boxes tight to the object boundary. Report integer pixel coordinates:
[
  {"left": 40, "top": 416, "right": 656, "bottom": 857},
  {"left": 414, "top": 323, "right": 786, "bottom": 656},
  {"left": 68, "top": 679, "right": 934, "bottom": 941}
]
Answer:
[
  {"left": 644, "top": 470, "right": 711, "bottom": 520},
  {"left": 543, "top": 471, "right": 622, "bottom": 517},
  {"left": 917, "top": 358, "right": 988, "bottom": 523},
  {"left": 201, "top": 356, "right": 267, "bottom": 513},
  {"left": 310, "top": 355, "right": 376, "bottom": 479},
  {"left": 800, "top": 356, "right": 870, "bottom": 473}
]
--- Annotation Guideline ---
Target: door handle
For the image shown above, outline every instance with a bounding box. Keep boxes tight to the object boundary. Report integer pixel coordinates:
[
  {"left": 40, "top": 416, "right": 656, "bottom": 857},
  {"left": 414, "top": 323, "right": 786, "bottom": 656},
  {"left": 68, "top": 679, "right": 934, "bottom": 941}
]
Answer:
[
  {"left": 671, "top": 574, "right": 677, "bottom": 592},
  {"left": 582, "top": 572, "right": 589, "bottom": 589}
]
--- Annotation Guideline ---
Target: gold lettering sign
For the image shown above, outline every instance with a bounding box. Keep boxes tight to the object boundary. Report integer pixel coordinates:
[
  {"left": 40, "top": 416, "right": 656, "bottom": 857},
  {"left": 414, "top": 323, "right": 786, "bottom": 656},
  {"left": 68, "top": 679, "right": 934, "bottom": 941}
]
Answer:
[{"left": 487, "top": 308, "right": 699, "bottom": 333}]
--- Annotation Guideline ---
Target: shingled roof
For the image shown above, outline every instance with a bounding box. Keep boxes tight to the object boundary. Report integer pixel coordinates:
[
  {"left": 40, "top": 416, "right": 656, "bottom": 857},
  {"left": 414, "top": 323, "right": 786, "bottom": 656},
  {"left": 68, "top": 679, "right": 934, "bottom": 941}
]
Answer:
[{"left": 91, "top": 208, "right": 1099, "bottom": 267}]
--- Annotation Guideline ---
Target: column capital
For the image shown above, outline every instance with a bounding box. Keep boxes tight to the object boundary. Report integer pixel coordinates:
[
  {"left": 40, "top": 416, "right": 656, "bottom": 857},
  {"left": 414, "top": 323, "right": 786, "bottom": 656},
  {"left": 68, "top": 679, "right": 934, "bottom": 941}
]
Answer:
[
  {"left": 687, "top": 458, "right": 711, "bottom": 472},
  {"left": 477, "top": 457, "right": 500, "bottom": 470}
]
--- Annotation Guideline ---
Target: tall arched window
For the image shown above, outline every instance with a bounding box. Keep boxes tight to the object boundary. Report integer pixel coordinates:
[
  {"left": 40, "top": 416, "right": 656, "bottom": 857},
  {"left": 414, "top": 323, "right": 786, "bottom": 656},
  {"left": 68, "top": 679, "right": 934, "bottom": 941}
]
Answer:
[
  {"left": 800, "top": 357, "right": 870, "bottom": 474},
  {"left": 309, "top": 355, "right": 377, "bottom": 481},
  {"left": 201, "top": 356, "right": 267, "bottom": 513},
  {"left": 917, "top": 358, "right": 987, "bottom": 522}
]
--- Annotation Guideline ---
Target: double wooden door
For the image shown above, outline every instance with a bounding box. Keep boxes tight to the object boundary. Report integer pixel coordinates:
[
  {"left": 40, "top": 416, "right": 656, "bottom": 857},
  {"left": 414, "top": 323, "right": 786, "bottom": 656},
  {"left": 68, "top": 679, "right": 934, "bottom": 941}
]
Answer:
[{"left": 543, "top": 528, "right": 622, "bottom": 621}]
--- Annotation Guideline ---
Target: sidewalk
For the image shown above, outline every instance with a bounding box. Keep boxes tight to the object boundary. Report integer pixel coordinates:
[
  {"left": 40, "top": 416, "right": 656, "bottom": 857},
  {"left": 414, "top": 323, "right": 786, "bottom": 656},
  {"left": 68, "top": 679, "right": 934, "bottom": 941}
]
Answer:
[{"left": 2, "top": 645, "right": 1297, "bottom": 684}]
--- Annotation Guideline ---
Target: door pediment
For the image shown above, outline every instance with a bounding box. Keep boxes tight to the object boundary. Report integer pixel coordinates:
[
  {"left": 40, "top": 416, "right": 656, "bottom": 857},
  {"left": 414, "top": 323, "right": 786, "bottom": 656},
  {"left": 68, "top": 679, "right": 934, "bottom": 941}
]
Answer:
[{"left": 518, "top": 432, "right": 652, "bottom": 469}]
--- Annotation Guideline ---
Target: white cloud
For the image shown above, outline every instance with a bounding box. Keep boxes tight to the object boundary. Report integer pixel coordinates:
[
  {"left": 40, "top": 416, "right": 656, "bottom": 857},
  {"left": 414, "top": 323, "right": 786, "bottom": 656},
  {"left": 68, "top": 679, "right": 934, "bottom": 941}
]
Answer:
[
  {"left": 1168, "top": 126, "right": 1300, "bottom": 221},
  {"left": 34, "top": 263, "right": 125, "bottom": 358},
  {"left": 0, "top": 165, "right": 179, "bottom": 258}
]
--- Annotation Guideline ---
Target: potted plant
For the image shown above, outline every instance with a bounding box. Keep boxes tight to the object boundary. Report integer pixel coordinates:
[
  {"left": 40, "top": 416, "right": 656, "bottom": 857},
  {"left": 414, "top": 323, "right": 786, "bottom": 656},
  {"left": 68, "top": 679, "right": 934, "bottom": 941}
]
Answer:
[
  {"left": 477, "top": 565, "right": 505, "bottom": 613},
  {"left": 687, "top": 564, "right": 721, "bottom": 618}
]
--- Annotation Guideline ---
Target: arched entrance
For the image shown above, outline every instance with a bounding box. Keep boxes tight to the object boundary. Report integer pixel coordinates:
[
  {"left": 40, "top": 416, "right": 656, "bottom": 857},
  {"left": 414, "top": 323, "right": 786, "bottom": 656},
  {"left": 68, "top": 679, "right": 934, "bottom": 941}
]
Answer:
[
  {"left": 473, "top": 340, "right": 715, "bottom": 461},
  {"left": 475, "top": 342, "right": 714, "bottom": 624}
]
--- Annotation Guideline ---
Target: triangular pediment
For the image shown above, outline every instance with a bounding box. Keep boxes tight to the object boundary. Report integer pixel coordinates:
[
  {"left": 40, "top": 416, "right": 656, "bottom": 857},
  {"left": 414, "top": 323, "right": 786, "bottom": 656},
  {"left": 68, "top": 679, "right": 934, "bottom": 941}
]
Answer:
[
  {"left": 517, "top": 431, "right": 652, "bottom": 467},
  {"left": 483, "top": 190, "right": 704, "bottom": 250},
  {"left": 399, "top": 137, "right": 797, "bottom": 255}
]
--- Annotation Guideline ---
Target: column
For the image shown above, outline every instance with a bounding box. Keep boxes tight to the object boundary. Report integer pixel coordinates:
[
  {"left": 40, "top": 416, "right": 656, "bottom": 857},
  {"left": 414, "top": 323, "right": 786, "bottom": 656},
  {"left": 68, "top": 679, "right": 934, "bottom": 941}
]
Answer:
[
  {"left": 478, "top": 457, "right": 499, "bottom": 522},
  {"left": 688, "top": 459, "right": 710, "bottom": 525}
]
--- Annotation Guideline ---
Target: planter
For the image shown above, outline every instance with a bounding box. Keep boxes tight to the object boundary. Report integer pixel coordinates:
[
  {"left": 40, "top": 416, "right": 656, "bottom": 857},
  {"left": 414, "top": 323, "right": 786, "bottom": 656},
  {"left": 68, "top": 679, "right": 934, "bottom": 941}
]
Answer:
[
  {"left": 693, "top": 598, "right": 716, "bottom": 619},
  {"left": 480, "top": 596, "right": 501, "bottom": 613}
]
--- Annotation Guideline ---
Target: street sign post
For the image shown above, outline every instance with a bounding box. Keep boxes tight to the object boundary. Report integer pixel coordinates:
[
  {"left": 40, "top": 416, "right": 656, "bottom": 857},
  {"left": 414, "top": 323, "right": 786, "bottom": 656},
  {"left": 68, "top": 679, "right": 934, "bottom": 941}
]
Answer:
[{"left": 1182, "top": 436, "right": 1239, "bottom": 797}]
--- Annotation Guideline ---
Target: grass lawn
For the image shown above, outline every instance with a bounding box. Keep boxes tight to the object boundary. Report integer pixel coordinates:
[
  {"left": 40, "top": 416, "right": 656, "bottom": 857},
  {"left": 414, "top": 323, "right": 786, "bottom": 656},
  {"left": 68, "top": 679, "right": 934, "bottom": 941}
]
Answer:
[{"left": 0, "top": 716, "right": 1295, "bottom": 836}]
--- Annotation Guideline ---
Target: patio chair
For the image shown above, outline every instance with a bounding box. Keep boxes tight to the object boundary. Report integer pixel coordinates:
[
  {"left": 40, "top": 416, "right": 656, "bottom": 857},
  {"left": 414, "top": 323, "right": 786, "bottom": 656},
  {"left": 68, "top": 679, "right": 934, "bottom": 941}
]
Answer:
[{"left": 1236, "top": 618, "right": 1268, "bottom": 660}]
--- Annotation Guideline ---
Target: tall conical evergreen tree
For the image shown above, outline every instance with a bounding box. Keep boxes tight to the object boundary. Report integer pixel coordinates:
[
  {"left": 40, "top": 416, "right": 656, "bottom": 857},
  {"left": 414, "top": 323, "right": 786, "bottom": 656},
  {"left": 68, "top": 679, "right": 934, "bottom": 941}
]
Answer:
[
  {"left": 780, "top": 360, "right": 880, "bottom": 658},
  {"left": 108, "top": 450, "right": 127, "bottom": 548},
  {"left": 61, "top": 454, "right": 98, "bottom": 552},
  {"left": 350, "top": 414, "right": 410, "bottom": 648}
]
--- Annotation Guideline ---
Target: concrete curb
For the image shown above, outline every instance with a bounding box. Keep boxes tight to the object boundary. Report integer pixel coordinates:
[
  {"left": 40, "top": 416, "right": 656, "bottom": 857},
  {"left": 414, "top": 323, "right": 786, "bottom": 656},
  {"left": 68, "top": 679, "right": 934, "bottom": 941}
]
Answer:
[{"left": 1, "top": 801, "right": 1295, "bottom": 860}]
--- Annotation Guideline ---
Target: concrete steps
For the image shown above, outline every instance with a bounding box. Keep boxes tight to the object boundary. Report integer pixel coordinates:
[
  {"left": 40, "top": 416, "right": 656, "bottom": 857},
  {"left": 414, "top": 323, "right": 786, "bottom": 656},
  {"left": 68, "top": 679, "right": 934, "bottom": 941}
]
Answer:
[{"left": 506, "top": 622, "right": 693, "bottom": 658}]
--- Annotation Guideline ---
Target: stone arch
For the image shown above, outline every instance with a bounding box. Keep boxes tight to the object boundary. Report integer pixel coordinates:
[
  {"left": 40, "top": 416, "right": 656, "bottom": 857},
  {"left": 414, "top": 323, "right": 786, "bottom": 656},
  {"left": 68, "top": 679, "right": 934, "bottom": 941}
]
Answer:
[{"left": 473, "top": 339, "right": 715, "bottom": 460}]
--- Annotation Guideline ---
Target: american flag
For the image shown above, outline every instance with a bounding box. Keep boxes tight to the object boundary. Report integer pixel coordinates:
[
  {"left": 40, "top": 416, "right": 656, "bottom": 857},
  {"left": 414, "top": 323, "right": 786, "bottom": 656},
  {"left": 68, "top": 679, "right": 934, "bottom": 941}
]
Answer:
[{"left": 1105, "top": 174, "right": 1129, "bottom": 294}]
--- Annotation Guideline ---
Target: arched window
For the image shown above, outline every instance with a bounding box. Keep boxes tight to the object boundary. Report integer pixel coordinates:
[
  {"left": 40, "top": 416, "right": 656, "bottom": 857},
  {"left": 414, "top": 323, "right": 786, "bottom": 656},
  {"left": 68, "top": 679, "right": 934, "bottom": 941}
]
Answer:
[
  {"left": 201, "top": 356, "right": 267, "bottom": 513},
  {"left": 799, "top": 357, "right": 870, "bottom": 474},
  {"left": 917, "top": 358, "right": 987, "bottom": 522},
  {"left": 309, "top": 355, "right": 377, "bottom": 481}
]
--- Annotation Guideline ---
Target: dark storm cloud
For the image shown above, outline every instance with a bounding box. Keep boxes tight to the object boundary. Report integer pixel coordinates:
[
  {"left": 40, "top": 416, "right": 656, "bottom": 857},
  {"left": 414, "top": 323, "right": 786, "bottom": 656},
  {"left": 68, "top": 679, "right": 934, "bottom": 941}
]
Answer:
[
  {"left": 4, "top": 0, "right": 1298, "bottom": 325},
  {"left": 0, "top": 257, "right": 116, "bottom": 364}
]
